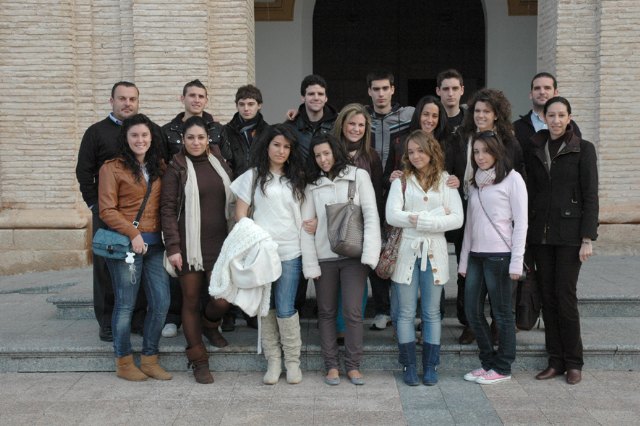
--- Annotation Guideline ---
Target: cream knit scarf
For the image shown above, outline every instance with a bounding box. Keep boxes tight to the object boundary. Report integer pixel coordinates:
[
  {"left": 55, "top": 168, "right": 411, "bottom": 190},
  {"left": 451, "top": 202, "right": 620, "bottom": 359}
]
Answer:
[{"left": 184, "top": 153, "right": 233, "bottom": 271}]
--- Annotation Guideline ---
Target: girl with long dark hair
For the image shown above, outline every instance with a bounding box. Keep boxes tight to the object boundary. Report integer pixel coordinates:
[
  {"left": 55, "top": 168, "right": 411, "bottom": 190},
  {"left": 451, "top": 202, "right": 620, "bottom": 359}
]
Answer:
[
  {"left": 99, "top": 113, "right": 171, "bottom": 381},
  {"left": 231, "top": 124, "right": 307, "bottom": 385}
]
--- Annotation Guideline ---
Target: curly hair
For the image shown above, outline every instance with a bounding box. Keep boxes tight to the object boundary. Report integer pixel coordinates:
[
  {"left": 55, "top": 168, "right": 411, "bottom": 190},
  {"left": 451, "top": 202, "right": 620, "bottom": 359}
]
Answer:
[
  {"left": 306, "top": 133, "right": 353, "bottom": 184},
  {"left": 118, "top": 113, "right": 163, "bottom": 182},
  {"left": 333, "top": 103, "right": 374, "bottom": 164},
  {"left": 402, "top": 130, "right": 445, "bottom": 192},
  {"left": 249, "top": 124, "right": 306, "bottom": 203},
  {"left": 461, "top": 88, "right": 513, "bottom": 142}
]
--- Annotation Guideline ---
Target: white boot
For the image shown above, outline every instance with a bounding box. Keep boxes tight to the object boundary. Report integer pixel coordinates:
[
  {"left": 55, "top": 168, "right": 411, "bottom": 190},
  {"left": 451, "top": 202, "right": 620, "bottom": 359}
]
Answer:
[
  {"left": 277, "top": 312, "right": 303, "bottom": 384},
  {"left": 261, "top": 310, "right": 282, "bottom": 385}
]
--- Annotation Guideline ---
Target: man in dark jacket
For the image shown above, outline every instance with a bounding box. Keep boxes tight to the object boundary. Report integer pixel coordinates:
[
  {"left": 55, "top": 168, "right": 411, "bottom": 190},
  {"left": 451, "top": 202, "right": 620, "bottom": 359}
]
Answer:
[
  {"left": 162, "top": 79, "right": 224, "bottom": 159},
  {"left": 284, "top": 74, "right": 337, "bottom": 160},
  {"left": 436, "top": 69, "right": 467, "bottom": 133},
  {"left": 365, "top": 70, "right": 414, "bottom": 331},
  {"left": 513, "top": 72, "right": 581, "bottom": 151},
  {"left": 75, "top": 81, "right": 168, "bottom": 342},
  {"left": 219, "top": 84, "right": 269, "bottom": 176}
]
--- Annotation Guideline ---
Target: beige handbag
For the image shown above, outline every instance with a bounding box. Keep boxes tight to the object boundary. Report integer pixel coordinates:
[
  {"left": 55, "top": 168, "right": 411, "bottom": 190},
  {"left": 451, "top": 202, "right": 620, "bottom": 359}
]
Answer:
[{"left": 325, "top": 179, "right": 364, "bottom": 258}]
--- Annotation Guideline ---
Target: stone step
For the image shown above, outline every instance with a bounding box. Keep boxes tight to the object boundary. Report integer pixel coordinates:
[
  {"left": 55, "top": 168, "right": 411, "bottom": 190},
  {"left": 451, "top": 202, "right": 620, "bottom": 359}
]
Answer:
[
  {"left": 46, "top": 288, "right": 640, "bottom": 320},
  {"left": 1, "top": 316, "right": 639, "bottom": 373}
]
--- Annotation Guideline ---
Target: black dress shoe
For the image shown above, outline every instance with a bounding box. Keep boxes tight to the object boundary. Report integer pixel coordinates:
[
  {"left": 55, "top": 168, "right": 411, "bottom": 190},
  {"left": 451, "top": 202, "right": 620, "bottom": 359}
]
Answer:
[
  {"left": 99, "top": 326, "right": 113, "bottom": 342},
  {"left": 535, "top": 367, "right": 564, "bottom": 380},
  {"left": 566, "top": 369, "right": 582, "bottom": 385}
]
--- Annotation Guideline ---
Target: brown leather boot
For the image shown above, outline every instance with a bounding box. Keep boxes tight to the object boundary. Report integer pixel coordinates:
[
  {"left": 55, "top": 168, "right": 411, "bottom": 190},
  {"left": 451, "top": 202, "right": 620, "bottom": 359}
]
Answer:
[
  {"left": 186, "top": 343, "right": 214, "bottom": 384},
  {"left": 140, "top": 354, "right": 172, "bottom": 380},
  {"left": 201, "top": 316, "right": 229, "bottom": 348},
  {"left": 115, "top": 355, "right": 148, "bottom": 381}
]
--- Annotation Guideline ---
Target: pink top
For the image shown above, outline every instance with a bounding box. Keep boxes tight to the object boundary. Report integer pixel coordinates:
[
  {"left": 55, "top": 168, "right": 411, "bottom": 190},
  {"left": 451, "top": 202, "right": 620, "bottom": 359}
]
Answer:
[{"left": 459, "top": 170, "right": 528, "bottom": 275}]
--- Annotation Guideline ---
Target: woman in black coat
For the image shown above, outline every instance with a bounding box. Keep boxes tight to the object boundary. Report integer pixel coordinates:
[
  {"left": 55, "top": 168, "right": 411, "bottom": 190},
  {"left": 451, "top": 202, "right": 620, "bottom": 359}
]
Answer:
[{"left": 525, "top": 96, "right": 598, "bottom": 385}]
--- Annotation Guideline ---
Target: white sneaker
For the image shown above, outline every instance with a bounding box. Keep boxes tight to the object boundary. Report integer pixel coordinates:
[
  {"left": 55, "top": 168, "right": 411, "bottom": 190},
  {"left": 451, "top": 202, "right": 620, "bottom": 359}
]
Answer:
[
  {"left": 162, "top": 323, "right": 178, "bottom": 338},
  {"left": 370, "top": 314, "right": 391, "bottom": 330}
]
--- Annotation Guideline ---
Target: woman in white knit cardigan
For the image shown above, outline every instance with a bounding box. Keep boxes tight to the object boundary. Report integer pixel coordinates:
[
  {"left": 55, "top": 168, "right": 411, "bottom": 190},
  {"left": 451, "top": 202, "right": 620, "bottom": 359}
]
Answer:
[
  {"left": 301, "top": 133, "right": 381, "bottom": 386},
  {"left": 386, "top": 130, "right": 463, "bottom": 386}
]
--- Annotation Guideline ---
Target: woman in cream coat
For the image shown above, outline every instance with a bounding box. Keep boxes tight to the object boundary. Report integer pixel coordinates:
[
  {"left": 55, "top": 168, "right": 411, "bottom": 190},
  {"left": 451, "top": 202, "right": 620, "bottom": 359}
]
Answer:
[
  {"left": 301, "top": 133, "right": 381, "bottom": 386},
  {"left": 386, "top": 130, "right": 463, "bottom": 386}
]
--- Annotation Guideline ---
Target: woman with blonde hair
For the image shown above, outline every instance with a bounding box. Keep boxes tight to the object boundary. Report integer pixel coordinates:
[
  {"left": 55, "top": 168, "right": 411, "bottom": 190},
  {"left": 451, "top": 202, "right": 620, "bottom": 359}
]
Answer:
[{"left": 386, "top": 130, "right": 463, "bottom": 386}]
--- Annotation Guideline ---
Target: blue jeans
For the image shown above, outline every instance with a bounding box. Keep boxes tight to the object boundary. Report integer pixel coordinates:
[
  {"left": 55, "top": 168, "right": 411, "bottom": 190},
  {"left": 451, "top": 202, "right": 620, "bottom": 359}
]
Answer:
[
  {"left": 270, "top": 256, "right": 302, "bottom": 319},
  {"left": 464, "top": 254, "right": 516, "bottom": 375},
  {"left": 394, "top": 259, "right": 443, "bottom": 345},
  {"left": 106, "top": 244, "right": 170, "bottom": 357}
]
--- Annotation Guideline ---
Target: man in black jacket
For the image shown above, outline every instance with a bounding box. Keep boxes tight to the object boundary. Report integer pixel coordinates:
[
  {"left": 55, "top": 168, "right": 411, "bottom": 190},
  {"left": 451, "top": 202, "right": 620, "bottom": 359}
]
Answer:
[
  {"left": 219, "top": 84, "right": 269, "bottom": 176},
  {"left": 162, "top": 79, "right": 224, "bottom": 159},
  {"left": 436, "top": 69, "right": 467, "bottom": 133},
  {"left": 513, "top": 72, "right": 581, "bottom": 151},
  {"left": 76, "top": 81, "right": 168, "bottom": 342},
  {"left": 284, "top": 74, "right": 337, "bottom": 160}
]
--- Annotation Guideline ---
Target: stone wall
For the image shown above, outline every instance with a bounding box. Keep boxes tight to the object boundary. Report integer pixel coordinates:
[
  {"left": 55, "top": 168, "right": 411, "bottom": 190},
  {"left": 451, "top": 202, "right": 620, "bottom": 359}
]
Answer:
[
  {"left": 0, "top": 0, "right": 255, "bottom": 274},
  {"left": 537, "top": 0, "right": 640, "bottom": 253}
]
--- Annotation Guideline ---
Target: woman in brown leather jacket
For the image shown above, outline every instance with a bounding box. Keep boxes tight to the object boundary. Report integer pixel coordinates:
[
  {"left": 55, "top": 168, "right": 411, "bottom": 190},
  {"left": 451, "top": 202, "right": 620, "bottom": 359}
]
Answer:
[
  {"left": 160, "top": 116, "right": 235, "bottom": 384},
  {"left": 98, "top": 114, "right": 171, "bottom": 382}
]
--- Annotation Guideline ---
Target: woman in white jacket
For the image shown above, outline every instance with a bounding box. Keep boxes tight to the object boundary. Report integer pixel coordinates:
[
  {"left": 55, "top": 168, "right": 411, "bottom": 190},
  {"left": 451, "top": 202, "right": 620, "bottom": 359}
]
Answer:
[
  {"left": 301, "top": 134, "right": 381, "bottom": 386},
  {"left": 231, "top": 124, "right": 308, "bottom": 386},
  {"left": 386, "top": 130, "right": 463, "bottom": 386}
]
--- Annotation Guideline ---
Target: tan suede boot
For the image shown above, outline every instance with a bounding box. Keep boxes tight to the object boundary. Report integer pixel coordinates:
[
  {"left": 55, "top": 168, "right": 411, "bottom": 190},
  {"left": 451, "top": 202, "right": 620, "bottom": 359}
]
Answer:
[
  {"left": 139, "top": 354, "right": 172, "bottom": 380},
  {"left": 261, "top": 310, "right": 282, "bottom": 385},
  {"left": 186, "top": 343, "right": 214, "bottom": 384},
  {"left": 277, "top": 312, "right": 302, "bottom": 384},
  {"left": 116, "top": 355, "right": 148, "bottom": 381}
]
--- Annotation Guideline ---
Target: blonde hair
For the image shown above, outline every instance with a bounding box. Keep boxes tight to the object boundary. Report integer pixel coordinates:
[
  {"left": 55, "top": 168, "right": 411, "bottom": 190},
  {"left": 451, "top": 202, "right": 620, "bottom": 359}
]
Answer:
[
  {"left": 333, "top": 103, "right": 373, "bottom": 162},
  {"left": 402, "top": 130, "right": 445, "bottom": 192}
]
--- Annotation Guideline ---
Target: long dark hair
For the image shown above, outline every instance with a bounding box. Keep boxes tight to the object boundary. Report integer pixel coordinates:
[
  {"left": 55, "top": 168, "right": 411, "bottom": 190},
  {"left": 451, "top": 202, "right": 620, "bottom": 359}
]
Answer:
[
  {"left": 470, "top": 131, "right": 512, "bottom": 186},
  {"left": 409, "top": 95, "right": 450, "bottom": 144},
  {"left": 307, "top": 133, "right": 352, "bottom": 184},
  {"left": 250, "top": 124, "right": 306, "bottom": 202},
  {"left": 118, "top": 113, "right": 163, "bottom": 182}
]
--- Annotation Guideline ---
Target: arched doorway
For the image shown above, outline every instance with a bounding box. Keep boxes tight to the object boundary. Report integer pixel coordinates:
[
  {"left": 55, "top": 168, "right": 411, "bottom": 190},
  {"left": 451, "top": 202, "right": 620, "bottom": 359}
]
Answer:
[{"left": 312, "top": 0, "right": 485, "bottom": 110}]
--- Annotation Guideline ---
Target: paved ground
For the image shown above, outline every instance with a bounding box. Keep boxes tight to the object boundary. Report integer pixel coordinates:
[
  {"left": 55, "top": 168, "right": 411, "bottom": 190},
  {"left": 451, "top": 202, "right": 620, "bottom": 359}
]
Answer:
[{"left": 1, "top": 369, "right": 638, "bottom": 425}]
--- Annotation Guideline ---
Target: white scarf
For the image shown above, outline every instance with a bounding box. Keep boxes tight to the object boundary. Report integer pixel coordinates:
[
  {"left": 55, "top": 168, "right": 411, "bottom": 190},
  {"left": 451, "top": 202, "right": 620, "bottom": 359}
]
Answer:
[{"left": 184, "top": 153, "right": 234, "bottom": 271}]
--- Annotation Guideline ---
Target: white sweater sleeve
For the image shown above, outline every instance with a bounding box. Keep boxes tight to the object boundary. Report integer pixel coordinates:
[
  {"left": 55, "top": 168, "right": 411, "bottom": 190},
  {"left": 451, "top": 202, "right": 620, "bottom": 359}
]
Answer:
[
  {"left": 300, "top": 185, "right": 321, "bottom": 279},
  {"left": 356, "top": 169, "right": 381, "bottom": 269}
]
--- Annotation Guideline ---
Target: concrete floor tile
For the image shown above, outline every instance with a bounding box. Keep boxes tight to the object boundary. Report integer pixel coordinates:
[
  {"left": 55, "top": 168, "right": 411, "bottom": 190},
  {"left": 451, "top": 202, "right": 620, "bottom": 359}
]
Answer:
[
  {"left": 587, "top": 409, "right": 639, "bottom": 425},
  {"left": 538, "top": 408, "right": 600, "bottom": 425},
  {"left": 311, "top": 410, "right": 362, "bottom": 425},
  {"left": 449, "top": 408, "right": 502, "bottom": 425},
  {"left": 404, "top": 409, "right": 455, "bottom": 426},
  {"left": 494, "top": 408, "right": 550, "bottom": 425},
  {"left": 357, "top": 410, "right": 406, "bottom": 425}
]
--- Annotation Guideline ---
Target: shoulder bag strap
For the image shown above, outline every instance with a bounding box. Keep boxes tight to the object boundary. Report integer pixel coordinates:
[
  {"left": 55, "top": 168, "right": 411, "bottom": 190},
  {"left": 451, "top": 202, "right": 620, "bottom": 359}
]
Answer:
[
  {"left": 133, "top": 180, "right": 153, "bottom": 229},
  {"left": 477, "top": 189, "right": 511, "bottom": 251}
]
